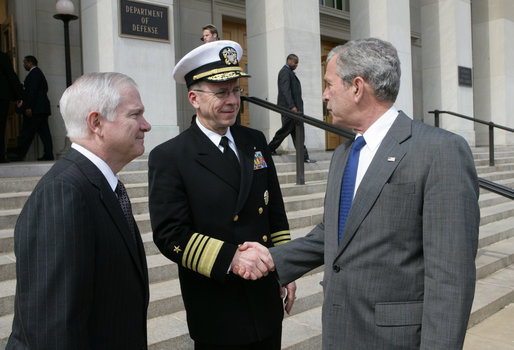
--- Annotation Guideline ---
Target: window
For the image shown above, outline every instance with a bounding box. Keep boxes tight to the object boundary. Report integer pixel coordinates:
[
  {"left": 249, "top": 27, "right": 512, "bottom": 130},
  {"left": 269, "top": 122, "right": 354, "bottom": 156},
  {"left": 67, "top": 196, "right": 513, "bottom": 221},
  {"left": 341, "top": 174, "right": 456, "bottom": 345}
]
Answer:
[{"left": 319, "top": 0, "right": 349, "bottom": 11}]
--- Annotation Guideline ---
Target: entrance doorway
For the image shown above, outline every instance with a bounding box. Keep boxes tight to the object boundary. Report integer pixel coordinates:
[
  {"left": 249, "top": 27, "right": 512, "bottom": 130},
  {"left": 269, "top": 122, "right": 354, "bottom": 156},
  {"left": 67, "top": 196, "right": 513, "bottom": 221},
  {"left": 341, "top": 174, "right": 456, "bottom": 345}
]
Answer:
[
  {"left": 321, "top": 39, "right": 347, "bottom": 150},
  {"left": 222, "top": 20, "right": 250, "bottom": 127}
]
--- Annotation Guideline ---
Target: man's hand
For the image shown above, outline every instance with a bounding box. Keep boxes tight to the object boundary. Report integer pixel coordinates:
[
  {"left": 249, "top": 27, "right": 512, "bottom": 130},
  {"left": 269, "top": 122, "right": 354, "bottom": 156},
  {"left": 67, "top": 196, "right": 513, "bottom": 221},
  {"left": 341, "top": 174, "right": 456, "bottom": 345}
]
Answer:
[
  {"left": 231, "top": 242, "right": 275, "bottom": 280},
  {"left": 281, "top": 281, "right": 297, "bottom": 314}
]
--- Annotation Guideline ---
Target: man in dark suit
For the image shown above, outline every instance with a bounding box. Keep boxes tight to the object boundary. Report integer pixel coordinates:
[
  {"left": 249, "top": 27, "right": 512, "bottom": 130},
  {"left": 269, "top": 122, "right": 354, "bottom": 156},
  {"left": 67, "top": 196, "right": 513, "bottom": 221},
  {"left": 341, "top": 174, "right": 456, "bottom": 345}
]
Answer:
[
  {"left": 7, "top": 72, "right": 151, "bottom": 349},
  {"left": 11, "top": 55, "right": 53, "bottom": 161},
  {"left": 0, "top": 51, "right": 23, "bottom": 163},
  {"left": 148, "top": 40, "right": 296, "bottom": 349},
  {"left": 268, "top": 54, "right": 315, "bottom": 163},
  {"left": 241, "top": 38, "right": 480, "bottom": 349}
]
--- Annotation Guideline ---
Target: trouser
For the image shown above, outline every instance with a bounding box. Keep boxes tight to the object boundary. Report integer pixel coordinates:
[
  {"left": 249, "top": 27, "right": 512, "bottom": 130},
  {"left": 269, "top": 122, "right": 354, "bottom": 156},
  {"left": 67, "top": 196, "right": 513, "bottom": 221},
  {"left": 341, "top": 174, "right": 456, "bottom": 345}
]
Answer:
[
  {"left": 268, "top": 114, "right": 309, "bottom": 160},
  {"left": 17, "top": 113, "right": 53, "bottom": 158}
]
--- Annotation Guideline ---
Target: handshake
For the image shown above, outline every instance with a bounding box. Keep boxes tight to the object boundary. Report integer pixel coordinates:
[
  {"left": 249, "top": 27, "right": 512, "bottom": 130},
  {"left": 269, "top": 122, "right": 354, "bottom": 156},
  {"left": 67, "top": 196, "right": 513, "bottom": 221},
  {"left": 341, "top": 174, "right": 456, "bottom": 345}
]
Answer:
[
  {"left": 231, "top": 242, "right": 296, "bottom": 314},
  {"left": 231, "top": 241, "right": 274, "bottom": 280}
]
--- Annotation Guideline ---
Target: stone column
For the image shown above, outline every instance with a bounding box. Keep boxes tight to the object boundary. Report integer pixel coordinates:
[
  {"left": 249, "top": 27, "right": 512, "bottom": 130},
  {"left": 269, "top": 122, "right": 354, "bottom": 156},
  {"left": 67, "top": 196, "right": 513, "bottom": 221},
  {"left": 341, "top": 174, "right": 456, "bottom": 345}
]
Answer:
[
  {"left": 349, "top": 0, "right": 414, "bottom": 117},
  {"left": 245, "top": 0, "right": 324, "bottom": 151},
  {"left": 81, "top": 0, "right": 177, "bottom": 152},
  {"left": 421, "top": 0, "right": 475, "bottom": 144},
  {"left": 472, "top": 0, "right": 514, "bottom": 146}
]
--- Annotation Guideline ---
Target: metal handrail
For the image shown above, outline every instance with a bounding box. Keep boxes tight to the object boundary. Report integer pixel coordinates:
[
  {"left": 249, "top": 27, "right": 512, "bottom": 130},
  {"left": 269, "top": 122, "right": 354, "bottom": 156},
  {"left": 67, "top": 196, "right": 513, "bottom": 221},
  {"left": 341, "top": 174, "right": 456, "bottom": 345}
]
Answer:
[
  {"left": 244, "top": 97, "right": 513, "bottom": 199},
  {"left": 242, "top": 95, "right": 354, "bottom": 184},
  {"left": 428, "top": 110, "right": 514, "bottom": 166}
]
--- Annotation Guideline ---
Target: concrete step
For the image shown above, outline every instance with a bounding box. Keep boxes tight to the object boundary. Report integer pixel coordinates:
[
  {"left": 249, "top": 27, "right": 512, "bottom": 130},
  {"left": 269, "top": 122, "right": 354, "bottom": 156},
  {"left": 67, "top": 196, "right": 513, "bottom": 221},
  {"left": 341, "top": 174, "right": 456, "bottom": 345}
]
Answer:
[
  {"left": 275, "top": 159, "right": 331, "bottom": 173},
  {"left": 280, "top": 180, "right": 327, "bottom": 197},
  {"left": 478, "top": 216, "right": 514, "bottom": 249},
  {"left": 278, "top": 168, "right": 328, "bottom": 184},
  {"left": 0, "top": 313, "right": 13, "bottom": 348},
  {"left": 468, "top": 265, "right": 514, "bottom": 328},
  {"left": 479, "top": 200, "right": 514, "bottom": 226},
  {"left": 475, "top": 236, "right": 514, "bottom": 280},
  {"left": 146, "top": 271, "right": 324, "bottom": 350}
]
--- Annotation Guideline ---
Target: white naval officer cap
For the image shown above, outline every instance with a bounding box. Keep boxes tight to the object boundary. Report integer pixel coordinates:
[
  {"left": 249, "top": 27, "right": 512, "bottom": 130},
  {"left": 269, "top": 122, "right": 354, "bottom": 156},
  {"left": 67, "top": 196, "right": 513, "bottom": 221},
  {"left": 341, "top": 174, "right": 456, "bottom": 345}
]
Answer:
[{"left": 172, "top": 40, "right": 250, "bottom": 88}]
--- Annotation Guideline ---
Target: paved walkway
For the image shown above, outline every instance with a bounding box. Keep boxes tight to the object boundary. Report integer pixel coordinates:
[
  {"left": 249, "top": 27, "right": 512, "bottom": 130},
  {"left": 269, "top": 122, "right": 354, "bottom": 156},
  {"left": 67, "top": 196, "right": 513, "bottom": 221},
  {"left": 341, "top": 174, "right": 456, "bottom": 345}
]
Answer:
[{"left": 464, "top": 303, "right": 514, "bottom": 349}]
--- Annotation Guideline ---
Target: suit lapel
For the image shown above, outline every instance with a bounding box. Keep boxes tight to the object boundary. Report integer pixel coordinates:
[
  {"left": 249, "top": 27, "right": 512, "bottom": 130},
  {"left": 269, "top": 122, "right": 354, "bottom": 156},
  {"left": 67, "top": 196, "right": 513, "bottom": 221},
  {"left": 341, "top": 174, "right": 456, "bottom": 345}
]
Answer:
[
  {"left": 232, "top": 126, "right": 255, "bottom": 215},
  {"left": 65, "top": 149, "right": 147, "bottom": 282},
  {"left": 191, "top": 122, "right": 241, "bottom": 192},
  {"left": 336, "top": 113, "right": 412, "bottom": 257}
]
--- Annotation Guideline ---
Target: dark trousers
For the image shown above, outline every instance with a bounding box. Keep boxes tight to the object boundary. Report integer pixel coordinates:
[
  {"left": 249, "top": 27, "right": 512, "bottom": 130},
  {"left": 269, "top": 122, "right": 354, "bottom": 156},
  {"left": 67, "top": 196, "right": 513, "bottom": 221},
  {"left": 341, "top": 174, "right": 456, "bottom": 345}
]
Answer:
[
  {"left": 0, "top": 100, "right": 9, "bottom": 159},
  {"left": 268, "top": 114, "right": 309, "bottom": 160},
  {"left": 194, "top": 326, "right": 281, "bottom": 350},
  {"left": 17, "top": 113, "right": 53, "bottom": 159}
]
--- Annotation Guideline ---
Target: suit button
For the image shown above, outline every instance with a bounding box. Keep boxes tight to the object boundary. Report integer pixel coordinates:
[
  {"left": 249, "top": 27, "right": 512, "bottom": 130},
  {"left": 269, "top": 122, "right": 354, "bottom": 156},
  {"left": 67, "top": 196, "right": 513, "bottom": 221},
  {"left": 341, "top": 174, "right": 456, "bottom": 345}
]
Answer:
[
  {"left": 233, "top": 215, "right": 239, "bottom": 222},
  {"left": 262, "top": 235, "right": 268, "bottom": 242},
  {"left": 333, "top": 265, "right": 340, "bottom": 273},
  {"left": 258, "top": 207, "right": 263, "bottom": 214}
]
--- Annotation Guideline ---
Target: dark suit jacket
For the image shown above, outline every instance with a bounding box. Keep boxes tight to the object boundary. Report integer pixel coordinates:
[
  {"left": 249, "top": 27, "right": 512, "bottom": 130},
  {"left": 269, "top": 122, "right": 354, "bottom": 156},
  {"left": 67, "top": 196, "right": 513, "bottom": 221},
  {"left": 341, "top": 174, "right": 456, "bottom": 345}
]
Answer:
[
  {"left": 0, "top": 52, "right": 23, "bottom": 102},
  {"left": 7, "top": 148, "right": 149, "bottom": 350},
  {"left": 22, "top": 66, "right": 51, "bottom": 116},
  {"left": 148, "top": 121, "right": 290, "bottom": 345},
  {"left": 277, "top": 65, "right": 303, "bottom": 112},
  {"left": 271, "top": 112, "right": 480, "bottom": 349}
]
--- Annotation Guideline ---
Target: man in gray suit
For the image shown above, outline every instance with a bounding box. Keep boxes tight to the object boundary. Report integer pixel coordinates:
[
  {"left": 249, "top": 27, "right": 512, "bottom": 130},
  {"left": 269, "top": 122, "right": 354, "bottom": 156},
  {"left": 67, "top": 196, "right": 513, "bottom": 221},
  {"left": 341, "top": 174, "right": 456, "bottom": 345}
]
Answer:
[
  {"left": 7, "top": 72, "right": 151, "bottom": 349},
  {"left": 239, "top": 38, "right": 480, "bottom": 349}
]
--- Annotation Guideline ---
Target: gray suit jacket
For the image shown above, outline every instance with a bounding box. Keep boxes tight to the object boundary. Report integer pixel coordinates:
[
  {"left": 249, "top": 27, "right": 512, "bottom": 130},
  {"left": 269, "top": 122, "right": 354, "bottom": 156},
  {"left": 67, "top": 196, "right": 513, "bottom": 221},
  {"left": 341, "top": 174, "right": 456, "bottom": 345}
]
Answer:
[{"left": 271, "top": 112, "right": 480, "bottom": 349}]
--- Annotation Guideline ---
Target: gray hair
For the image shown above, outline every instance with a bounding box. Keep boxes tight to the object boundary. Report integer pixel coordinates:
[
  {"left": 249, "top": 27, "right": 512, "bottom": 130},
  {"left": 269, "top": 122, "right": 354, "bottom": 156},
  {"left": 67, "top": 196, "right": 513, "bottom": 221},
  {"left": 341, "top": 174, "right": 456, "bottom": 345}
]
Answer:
[
  {"left": 327, "top": 38, "right": 401, "bottom": 102},
  {"left": 59, "top": 72, "right": 138, "bottom": 139}
]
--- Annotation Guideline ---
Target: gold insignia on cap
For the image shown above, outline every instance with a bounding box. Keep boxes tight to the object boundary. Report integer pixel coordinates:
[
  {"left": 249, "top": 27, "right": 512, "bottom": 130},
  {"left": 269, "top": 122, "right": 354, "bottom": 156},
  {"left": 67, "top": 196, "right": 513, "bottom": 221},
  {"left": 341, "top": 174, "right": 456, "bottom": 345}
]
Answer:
[
  {"left": 220, "top": 46, "right": 238, "bottom": 65},
  {"left": 264, "top": 190, "right": 269, "bottom": 205},
  {"left": 173, "top": 245, "right": 182, "bottom": 254}
]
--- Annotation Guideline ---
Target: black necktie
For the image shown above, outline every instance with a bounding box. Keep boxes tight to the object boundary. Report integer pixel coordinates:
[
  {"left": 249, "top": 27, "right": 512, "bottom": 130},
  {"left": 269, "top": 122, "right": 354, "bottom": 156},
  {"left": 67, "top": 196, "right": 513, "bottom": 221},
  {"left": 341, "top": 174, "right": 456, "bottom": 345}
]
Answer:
[
  {"left": 220, "top": 136, "right": 240, "bottom": 171},
  {"left": 116, "top": 180, "right": 137, "bottom": 243}
]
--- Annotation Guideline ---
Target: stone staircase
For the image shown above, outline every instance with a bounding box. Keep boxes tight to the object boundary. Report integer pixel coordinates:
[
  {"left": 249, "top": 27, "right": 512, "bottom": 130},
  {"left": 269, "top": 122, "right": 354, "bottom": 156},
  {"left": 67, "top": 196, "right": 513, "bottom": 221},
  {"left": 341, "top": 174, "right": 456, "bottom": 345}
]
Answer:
[{"left": 0, "top": 146, "right": 513, "bottom": 349}]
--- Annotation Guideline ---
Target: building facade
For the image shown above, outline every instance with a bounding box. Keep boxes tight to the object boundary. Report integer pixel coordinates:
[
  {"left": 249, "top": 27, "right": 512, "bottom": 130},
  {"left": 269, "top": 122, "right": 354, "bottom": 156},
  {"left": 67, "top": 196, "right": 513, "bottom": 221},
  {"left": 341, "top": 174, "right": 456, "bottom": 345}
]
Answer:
[{"left": 1, "top": 0, "right": 512, "bottom": 160}]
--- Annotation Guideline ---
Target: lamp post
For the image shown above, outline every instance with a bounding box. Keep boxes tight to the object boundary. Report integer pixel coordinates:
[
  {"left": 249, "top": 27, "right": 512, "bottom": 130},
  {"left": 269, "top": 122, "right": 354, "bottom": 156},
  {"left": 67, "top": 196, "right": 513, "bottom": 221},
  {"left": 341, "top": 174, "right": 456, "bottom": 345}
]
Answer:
[
  {"left": 54, "top": 0, "right": 78, "bottom": 157},
  {"left": 53, "top": 0, "right": 78, "bottom": 87}
]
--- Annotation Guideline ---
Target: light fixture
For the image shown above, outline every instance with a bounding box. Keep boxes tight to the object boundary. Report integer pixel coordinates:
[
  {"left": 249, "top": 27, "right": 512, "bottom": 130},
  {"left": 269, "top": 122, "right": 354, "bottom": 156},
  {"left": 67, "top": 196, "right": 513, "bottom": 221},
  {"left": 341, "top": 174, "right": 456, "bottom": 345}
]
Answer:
[{"left": 56, "top": 0, "right": 75, "bottom": 15}]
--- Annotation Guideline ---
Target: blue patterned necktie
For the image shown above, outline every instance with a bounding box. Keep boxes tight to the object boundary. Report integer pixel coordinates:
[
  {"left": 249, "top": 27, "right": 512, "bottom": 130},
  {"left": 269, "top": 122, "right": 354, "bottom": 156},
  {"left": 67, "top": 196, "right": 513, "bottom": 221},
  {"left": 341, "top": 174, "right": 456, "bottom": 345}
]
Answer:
[{"left": 338, "top": 136, "right": 366, "bottom": 243}]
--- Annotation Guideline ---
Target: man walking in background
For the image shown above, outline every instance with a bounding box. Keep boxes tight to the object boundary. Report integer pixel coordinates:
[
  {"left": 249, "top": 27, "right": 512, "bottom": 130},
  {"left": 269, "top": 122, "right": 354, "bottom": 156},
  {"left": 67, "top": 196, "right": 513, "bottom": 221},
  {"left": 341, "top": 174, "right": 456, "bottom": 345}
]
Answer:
[
  {"left": 10, "top": 55, "right": 53, "bottom": 161},
  {"left": 268, "top": 53, "right": 315, "bottom": 163}
]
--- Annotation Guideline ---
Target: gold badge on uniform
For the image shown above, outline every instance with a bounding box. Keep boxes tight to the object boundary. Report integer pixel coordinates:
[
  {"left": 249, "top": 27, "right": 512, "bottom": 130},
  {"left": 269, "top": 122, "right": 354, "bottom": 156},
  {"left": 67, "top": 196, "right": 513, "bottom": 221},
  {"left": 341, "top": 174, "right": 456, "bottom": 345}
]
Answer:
[
  {"left": 253, "top": 151, "right": 268, "bottom": 170},
  {"left": 264, "top": 190, "right": 269, "bottom": 205},
  {"left": 173, "top": 245, "right": 182, "bottom": 254}
]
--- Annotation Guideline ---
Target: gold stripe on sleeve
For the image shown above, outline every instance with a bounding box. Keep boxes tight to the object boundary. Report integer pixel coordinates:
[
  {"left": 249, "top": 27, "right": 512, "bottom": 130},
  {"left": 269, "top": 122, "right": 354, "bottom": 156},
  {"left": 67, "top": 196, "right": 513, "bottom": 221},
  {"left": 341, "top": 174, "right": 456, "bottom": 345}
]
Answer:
[
  {"left": 271, "top": 230, "right": 291, "bottom": 246},
  {"left": 182, "top": 233, "right": 224, "bottom": 278}
]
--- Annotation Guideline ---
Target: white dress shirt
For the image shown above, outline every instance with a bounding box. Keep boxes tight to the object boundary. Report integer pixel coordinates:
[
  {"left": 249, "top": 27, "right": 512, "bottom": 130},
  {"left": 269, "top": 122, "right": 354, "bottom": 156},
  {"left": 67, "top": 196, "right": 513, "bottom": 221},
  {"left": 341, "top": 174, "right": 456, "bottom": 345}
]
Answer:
[
  {"left": 71, "top": 143, "right": 118, "bottom": 192},
  {"left": 195, "top": 117, "right": 239, "bottom": 160},
  {"left": 353, "top": 106, "right": 399, "bottom": 198}
]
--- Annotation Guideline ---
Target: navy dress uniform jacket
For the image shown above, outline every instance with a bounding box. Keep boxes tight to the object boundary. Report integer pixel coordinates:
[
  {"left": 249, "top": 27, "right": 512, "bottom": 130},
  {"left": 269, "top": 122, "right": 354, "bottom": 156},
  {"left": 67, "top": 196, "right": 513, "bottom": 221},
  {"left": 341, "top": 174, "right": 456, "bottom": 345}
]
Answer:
[{"left": 148, "top": 120, "right": 291, "bottom": 345}]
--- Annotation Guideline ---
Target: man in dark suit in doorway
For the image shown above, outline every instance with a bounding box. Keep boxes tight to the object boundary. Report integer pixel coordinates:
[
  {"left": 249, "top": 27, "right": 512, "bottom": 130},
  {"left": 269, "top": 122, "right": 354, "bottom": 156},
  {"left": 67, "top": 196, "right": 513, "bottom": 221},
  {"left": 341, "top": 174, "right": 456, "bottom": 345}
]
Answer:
[
  {"left": 11, "top": 55, "right": 53, "bottom": 161},
  {"left": 7, "top": 72, "right": 151, "bottom": 349},
  {"left": 0, "top": 51, "right": 23, "bottom": 163},
  {"left": 268, "top": 54, "right": 315, "bottom": 163}
]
